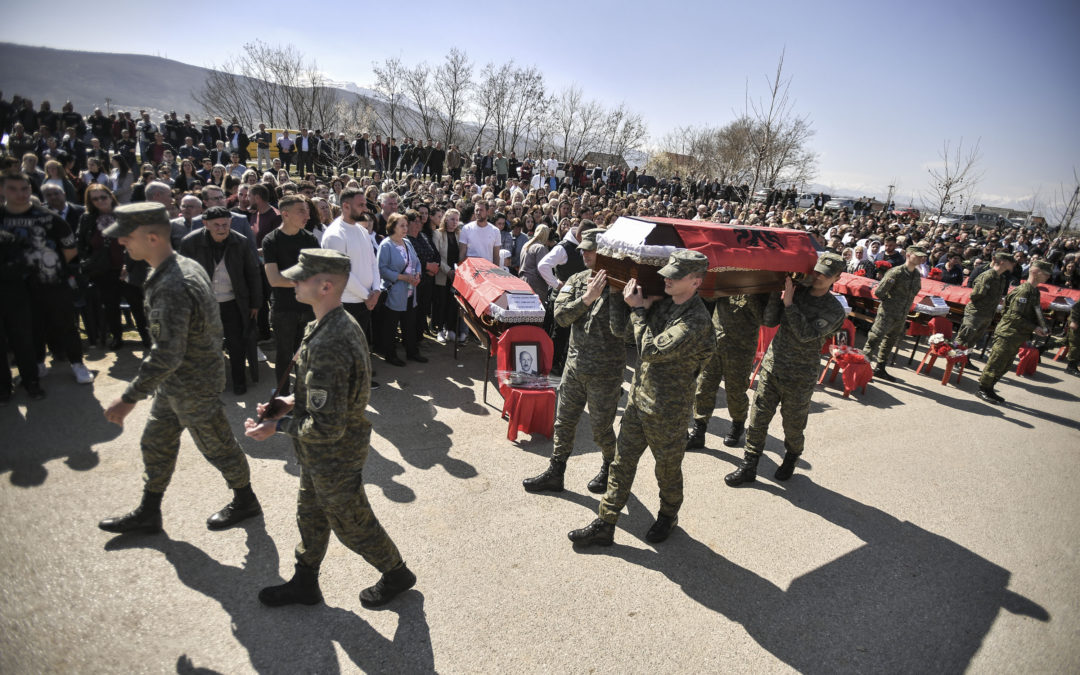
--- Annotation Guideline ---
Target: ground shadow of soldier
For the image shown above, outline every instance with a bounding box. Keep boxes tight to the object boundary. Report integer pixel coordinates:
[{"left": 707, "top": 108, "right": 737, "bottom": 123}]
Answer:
[
  {"left": 368, "top": 394, "right": 477, "bottom": 481},
  {"left": 105, "top": 526, "right": 435, "bottom": 674},
  {"left": 1, "top": 379, "right": 118, "bottom": 486},
  {"left": 882, "top": 378, "right": 1038, "bottom": 429},
  {"left": 601, "top": 476, "right": 1049, "bottom": 673}
]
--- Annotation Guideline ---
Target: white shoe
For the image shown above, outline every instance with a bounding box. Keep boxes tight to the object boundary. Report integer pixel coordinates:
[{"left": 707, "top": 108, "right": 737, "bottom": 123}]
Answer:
[
  {"left": 437, "top": 329, "right": 448, "bottom": 344},
  {"left": 257, "top": 348, "right": 268, "bottom": 362},
  {"left": 71, "top": 362, "right": 95, "bottom": 384},
  {"left": 37, "top": 362, "right": 47, "bottom": 378}
]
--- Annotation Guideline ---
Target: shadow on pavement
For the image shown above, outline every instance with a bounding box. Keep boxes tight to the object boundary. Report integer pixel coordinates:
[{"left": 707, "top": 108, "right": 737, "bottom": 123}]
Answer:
[
  {"left": 368, "top": 392, "right": 478, "bottom": 481},
  {"left": 587, "top": 475, "right": 1049, "bottom": 673},
  {"left": 105, "top": 525, "right": 435, "bottom": 675}
]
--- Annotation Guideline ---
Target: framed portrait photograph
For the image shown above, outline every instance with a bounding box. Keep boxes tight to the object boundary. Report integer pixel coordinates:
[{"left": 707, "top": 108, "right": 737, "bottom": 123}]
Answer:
[{"left": 513, "top": 342, "right": 540, "bottom": 375}]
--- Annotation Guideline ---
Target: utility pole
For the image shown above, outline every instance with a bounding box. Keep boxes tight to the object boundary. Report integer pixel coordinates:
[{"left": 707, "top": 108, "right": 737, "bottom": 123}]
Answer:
[
  {"left": 886, "top": 184, "right": 895, "bottom": 212},
  {"left": 1062, "top": 183, "right": 1079, "bottom": 231},
  {"left": 105, "top": 98, "right": 112, "bottom": 116}
]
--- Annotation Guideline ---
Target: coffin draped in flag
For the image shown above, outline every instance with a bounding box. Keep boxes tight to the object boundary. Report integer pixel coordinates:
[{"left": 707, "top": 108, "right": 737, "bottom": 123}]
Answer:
[
  {"left": 452, "top": 257, "right": 546, "bottom": 327},
  {"left": 595, "top": 216, "right": 820, "bottom": 298}
]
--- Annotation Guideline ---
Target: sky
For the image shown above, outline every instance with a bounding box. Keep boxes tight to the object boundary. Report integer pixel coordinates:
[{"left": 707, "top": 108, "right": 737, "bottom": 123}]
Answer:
[{"left": 2, "top": 0, "right": 1078, "bottom": 212}]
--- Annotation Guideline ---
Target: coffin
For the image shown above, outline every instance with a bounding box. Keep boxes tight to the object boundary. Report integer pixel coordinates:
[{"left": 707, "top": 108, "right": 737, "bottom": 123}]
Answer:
[
  {"left": 595, "top": 216, "right": 820, "bottom": 299},
  {"left": 452, "top": 257, "right": 546, "bottom": 329}
]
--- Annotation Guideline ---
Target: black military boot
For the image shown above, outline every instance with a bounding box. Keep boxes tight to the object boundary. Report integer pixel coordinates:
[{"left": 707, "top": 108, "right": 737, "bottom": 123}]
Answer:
[
  {"left": 873, "top": 364, "right": 897, "bottom": 382},
  {"left": 99, "top": 490, "right": 164, "bottom": 534},
  {"left": 586, "top": 461, "right": 610, "bottom": 494},
  {"left": 977, "top": 386, "right": 1005, "bottom": 404},
  {"left": 723, "top": 420, "right": 745, "bottom": 447},
  {"left": 360, "top": 562, "right": 417, "bottom": 608},
  {"left": 522, "top": 459, "right": 566, "bottom": 493},
  {"left": 724, "top": 453, "right": 760, "bottom": 487},
  {"left": 1066, "top": 363, "right": 1079, "bottom": 376},
  {"left": 259, "top": 563, "right": 323, "bottom": 607},
  {"left": 207, "top": 484, "right": 262, "bottom": 530},
  {"left": 774, "top": 452, "right": 800, "bottom": 481},
  {"left": 645, "top": 514, "right": 678, "bottom": 544},
  {"left": 685, "top": 418, "right": 708, "bottom": 449},
  {"left": 568, "top": 518, "right": 615, "bottom": 547}
]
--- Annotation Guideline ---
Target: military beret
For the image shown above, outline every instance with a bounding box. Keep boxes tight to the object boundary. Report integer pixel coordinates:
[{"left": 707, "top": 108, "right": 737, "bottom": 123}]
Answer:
[
  {"left": 578, "top": 228, "right": 604, "bottom": 252},
  {"left": 103, "top": 202, "right": 169, "bottom": 238},
  {"left": 993, "top": 250, "right": 1016, "bottom": 263},
  {"left": 1031, "top": 260, "right": 1052, "bottom": 274},
  {"left": 814, "top": 252, "right": 846, "bottom": 277},
  {"left": 658, "top": 250, "right": 709, "bottom": 279},
  {"left": 905, "top": 245, "right": 928, "bottom": 258},
  {"left": 282, "top": 248, "right": 352, "bottom": 281}
]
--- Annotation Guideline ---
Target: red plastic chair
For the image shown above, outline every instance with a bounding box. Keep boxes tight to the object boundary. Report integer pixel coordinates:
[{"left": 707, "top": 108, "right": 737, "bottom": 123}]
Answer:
[
  {"left": 495, "top": 325, "right": 556, "bottom": 441},
  {"left": 749, "top": 325, "right": 780, "bottom": 388}
]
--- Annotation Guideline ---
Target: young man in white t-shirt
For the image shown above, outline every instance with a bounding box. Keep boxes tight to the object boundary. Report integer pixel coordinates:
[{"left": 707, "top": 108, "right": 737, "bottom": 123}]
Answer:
[{"left": 458, "top": 201, "right": 502, "bottom": 264}]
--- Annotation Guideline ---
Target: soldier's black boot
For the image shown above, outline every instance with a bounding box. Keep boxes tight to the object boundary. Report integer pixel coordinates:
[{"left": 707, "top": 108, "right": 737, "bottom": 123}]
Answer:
[
  {"left": 586, "top": 461, "right": 610, "bottom": 494},
  {"left": 522, "top": 459, "right": 565, "bottom": 493},
  {"left": 774, "top": 452, "right": 800, "bottom": 481},
  {"left": 98, "top": 490, "right": 164, "bottom": 534},
  {"left": 259, "top": 563, "right": 323, "bottom": 607},
  {"left": 568, "top": 518, "right": 615, "bottom": 547},
  {"left": 977, "top": 386, "right": 1005, "bottom": 404},
  {"left": 207, "top": 484, "right": 262, "bottom": 530},
  {"left": 723, "top": 420, "right": 746, "bottom": 448},
  {"left": 725, "top": 453, "right": 760, "bottom": 487},
  {"left": 1066, "top": 363, "right": 1079, "bottom": 376},
  {"left": 360, "top": 562, "right": 417, "bottom": 608},
  {"left": 685, "top": 418, "right": 708, "bottom": 449},
  {"left": 645, "top": 513, "right": 678, "bottom": 544},
  {"left": 873, "top": 364, "right": 897, "bottom": 383}
]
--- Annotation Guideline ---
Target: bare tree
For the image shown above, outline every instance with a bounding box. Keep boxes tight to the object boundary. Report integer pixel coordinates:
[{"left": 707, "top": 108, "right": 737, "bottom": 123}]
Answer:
[
  {"left": 1046, "top": 168, "right": 1080, "bottom": 231},
  {"left": 602, "top": 103, "right": 648, "bottom": 159},
  {"left": 504, "top": 66, "right": 547, "bottom": 154},
  {"left": 434, "top": 48, "right": 473, "bottom": 147},
  {"left": 372, "top": 56, "right": 408, "bottom": 141},
  {"left": 403, "top": 62, "right": 440, "bottom": 141},
  {"left": 470, "top": 62, "right": 506, "bottom": 151},
  {"left": 921, "top": 138, "right": 983, "bottom": 221}
]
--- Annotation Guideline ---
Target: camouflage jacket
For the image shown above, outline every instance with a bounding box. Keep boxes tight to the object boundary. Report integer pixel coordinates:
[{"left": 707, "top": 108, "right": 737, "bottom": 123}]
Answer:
[
  {"left": 964, "top": 269, "right": 1010, "bottom": 321},
  {"left": 994, "top": 281, "right": 1046, "bottom": 338},
  {"left": 761, "top": 287, "right": 846, "bottom": 382},
  {"left": 124, "top": 253, "right": 225, "bottom": 401},
  {"left": 616, "top": 293, "right": 714, "bottom": 417},
  {"left": 714, "top": 293, "right": 766, "bottom": 349},
  {"left": 553, "top": 269, "right": 625, "bottom": 376},
  {"left": 282, "top": 305, "right": 372, "bottom": 473},
  {"left": 873, "top": 265, "right": 922, "bottom": 316}
]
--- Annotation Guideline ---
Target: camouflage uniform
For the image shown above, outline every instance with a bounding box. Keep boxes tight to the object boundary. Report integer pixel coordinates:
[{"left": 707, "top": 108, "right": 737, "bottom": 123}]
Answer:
[
  {"left": 280, "top": 302, "right": 402, "bottom": 574},
  {"left": 978, "top": 280, "right": 1048, "bottom": 390},
  {"left": 551, "top": 268, "right": 625, "bottom": 463},
  {"left": 122, "top": 252, "right": 251, "bottom": 494},
  {"left": 597, "top": 280, "right": 714, "bottom": 524},
  {"left": 1066, "top": 301, "right": 1079, "bottom": 372},
  {"left": 744, "top": 287, "right": 845, "bottom": 460},
  {"left": 692, "top": 294, "right": 765, "bottom": 426},
  {"left": 863, "top": 263, "right": 922, "bottom": 364},
  {"left": 955, "top": 267, "right": 1010, "bottom": 348}
]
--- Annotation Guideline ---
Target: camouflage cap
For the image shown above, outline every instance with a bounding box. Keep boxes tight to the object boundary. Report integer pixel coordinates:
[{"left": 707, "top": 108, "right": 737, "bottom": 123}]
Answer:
[
  {"left": 281, "top": 248, "right": 352, "bottom": 281},
  {"left": 102, "top": 202, "right": 169, "bottom": 238},
  {"left": 1030, "top": 260, "right": 1052, "bottom": 274},
  {"left": 578, "top": 228, "right": 604, "bottom": 252},
  {"left": 658, "top": 250, "right": 709, "bottom": 279},
  {"left": 814, "top": 252, "right": 846, "bottom": 277},
  {"left": 905, "top": 245, "right": 928, "bottom": 258},
  {"left": 993, "top": 250, "right": 1016, "bottom": 263}
]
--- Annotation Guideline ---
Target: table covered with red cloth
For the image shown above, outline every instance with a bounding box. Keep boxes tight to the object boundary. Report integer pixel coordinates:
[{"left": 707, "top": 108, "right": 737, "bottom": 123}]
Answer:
[{"left": 495, "top": 325, "right": 555, "bottom": 441}]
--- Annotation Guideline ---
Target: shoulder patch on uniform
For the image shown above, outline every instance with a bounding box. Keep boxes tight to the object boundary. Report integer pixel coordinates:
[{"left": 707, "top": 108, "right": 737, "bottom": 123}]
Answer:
[
  {"left": 816, "top": 318, "right": 828, "bottom": 329},
  {"left": 308, "top": 388, "right": 328, "bottom": 410}
]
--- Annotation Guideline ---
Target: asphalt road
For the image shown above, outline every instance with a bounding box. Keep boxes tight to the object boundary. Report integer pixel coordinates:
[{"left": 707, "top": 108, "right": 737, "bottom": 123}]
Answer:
[{"left": 2, "top": 334, "right": 1079, "bottom": 674}]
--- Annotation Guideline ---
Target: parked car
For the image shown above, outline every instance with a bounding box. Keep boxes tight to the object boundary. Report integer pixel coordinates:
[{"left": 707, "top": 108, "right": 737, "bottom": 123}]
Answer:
[
  {"left": 823, "top": 198, "right": 855, "bottom": 212},
  {"left": 892, "top": 207, "right": 920, "bottom": 219},
  {"left": 929, "top": 213, "right": 962, "bottom": 226},
  {"left": 751, "top": 188, "right": 770, "bottom": 203}
]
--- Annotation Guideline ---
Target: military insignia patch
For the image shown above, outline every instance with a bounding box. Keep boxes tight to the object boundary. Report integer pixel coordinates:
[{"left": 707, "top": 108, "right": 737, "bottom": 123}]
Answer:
[
  {"left": 308, "top": 388, "right": 328, "bottom": 410},
  {"left": 150, "top": 322, "right": 161, "bottom": 339}
]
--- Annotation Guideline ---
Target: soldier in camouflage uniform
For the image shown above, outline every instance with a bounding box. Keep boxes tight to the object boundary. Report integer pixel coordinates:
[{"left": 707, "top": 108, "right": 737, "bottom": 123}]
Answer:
[
  {"left": 976, "top": 260, "right": 1052, "bottom": 404},
  {"left": 523, "top": 229, "right": 626, "bottom": 494},
  {"left": 685, "top": 293, "right": 766, "bottom": 449},
  {"left": 955, "top": 251, "right": 1015, "bottom": 359},
  {"left": 100, "top": 203, "right": 260, "bottom": 535},
  {"left": 569, "top": 250, "right": 714, "bottom": 547},
  {"left": 1066, "top": 300, "right": 1080, "bottom": 376},
  {"left": 726, "top": 254, "right": 846, "bottom": 487},
  {"left": 245, "top": 249, "right": 415, "bottom": 609},
  {"left": 863, "top": 246, "right": 927, "bottom": 382}
]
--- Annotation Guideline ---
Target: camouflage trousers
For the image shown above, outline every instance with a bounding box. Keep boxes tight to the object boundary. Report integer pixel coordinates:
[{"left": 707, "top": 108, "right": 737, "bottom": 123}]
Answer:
[
  {"left": 552, "top": 366, "right": 622, "bottom": 463},
  {"left": 692, "top": 342, "right": 756, "bottom": 424},
  {"left": 1069, "top": 324, "right": 1079, "bottom": 368},
  {"left": 955, "top": 314, "right": 993, "bottom": 349},
  {"left": 978, "top": 332, "right": 1028, "bottom": 389},
  {"left": 598, "top": 403, "right": 687, "bottom": 524},
  {"left": 864, "top": 312, "right": 907, "bottom": 365},
  {"left": 141, "top": 393, "right": 251, "bottom": 494},
  {"left": 294, "top": 445, "right": 402, "bottom": 573},
  {"left": 744, "top": 368, "right": 815, "bottom": 459}
]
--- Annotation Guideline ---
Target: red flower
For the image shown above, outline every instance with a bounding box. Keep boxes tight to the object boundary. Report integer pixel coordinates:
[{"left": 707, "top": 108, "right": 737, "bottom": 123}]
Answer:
[
  {"left": 928, "top": 267, "right": 943, "bottom": 280},
  {"left": 876, "top": 260, "right": 893, "bottom": 270},
  {"left": 855, "top": 268, "right": 867, "bottom": 277}
]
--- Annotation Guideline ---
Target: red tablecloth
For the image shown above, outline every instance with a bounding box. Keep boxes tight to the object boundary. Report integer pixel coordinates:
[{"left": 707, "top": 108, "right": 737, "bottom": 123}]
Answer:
[{"left": 496, "top": 326, "right": 556, "bottom": 441}]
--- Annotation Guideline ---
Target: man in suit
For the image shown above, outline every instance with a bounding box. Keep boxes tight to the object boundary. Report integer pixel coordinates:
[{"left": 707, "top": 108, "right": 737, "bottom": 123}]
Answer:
[
  {"left": 209, "top": 141, "right": 231, "bottom": 168},
  {"left": 229, "top": 124, "right": 250, "bottom": 165},
  {"left": 40, "top": 183, "right": 84, "bottom": 233},
  {"left": 171, "top": 194, "right": 204, "bottom": 235},
  {"left": 296, "top": 128, "right": 316, "bottom": 176}
]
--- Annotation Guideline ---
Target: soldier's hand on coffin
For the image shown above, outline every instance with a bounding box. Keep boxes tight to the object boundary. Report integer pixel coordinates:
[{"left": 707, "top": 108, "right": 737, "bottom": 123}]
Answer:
[
  {"left": 624, "top": 278, "right": 644, "bottom": 308},
  {"left": 583, "top": 270, "right": 607, "bottom": 305},
  {"left": 782, "top": 276, "right": 795, "bottom": 307}
]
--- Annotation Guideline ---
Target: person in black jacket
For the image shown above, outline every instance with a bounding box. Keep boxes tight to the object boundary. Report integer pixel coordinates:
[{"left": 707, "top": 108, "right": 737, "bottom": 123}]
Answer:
[{"left": 179, "top": 206, "right": 262, "bottom": 394}]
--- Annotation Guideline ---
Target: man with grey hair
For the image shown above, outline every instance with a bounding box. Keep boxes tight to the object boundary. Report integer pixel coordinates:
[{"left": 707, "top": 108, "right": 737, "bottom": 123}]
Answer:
[
  {"left": 171, "top": 194, "right": 203, "bottom": 235},
  {"left": 375, "top": 191, "right": 400, "bottom": 238}
]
